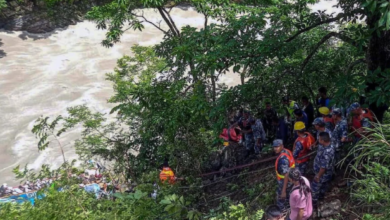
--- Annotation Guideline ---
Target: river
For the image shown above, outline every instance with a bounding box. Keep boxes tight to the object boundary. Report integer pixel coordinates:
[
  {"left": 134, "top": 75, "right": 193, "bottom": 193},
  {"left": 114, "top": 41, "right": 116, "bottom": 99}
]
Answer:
[{"left": 0, "top": 2, "right": 339, "bottom": 185}]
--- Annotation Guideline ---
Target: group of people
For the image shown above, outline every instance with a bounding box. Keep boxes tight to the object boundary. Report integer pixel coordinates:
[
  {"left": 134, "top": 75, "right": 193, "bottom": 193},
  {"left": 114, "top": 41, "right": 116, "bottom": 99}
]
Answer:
[
  {"left": 157, "top": 87, "right": 377, "bottom": 219},
  {"left": 268, "top": 88, "right": 377, "bottom": 220}
]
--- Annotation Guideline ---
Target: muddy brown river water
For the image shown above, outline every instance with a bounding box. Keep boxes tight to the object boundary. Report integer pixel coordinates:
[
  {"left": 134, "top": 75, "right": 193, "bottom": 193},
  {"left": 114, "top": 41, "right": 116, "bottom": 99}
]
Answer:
[{"left": 0, "top": 2, "right": 339, "bottom": 185}]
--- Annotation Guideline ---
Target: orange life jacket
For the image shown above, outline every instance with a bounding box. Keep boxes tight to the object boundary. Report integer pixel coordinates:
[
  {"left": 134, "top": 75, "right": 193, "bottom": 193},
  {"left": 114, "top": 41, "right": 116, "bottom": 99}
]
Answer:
[
  {"left": 352, "top": 109, "right": 375, "bottom": 137},
  {"left": 323, "top": 115, "right": 334, "bottom": 125},
  {"left": 160, "top": 167, "right": 176, "bottom": 184},
  {"left": 275, "top": 149, "right": 295, "bottom": 181},
  {"left": 293, "top": 132, "right": 315, "bottom": 164}
]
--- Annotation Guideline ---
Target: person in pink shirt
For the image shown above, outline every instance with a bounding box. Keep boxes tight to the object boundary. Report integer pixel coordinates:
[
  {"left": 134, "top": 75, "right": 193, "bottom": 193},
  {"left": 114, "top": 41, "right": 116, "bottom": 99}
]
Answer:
[{"left": 288, "top": 168, "right": 313, "bottom": 220}]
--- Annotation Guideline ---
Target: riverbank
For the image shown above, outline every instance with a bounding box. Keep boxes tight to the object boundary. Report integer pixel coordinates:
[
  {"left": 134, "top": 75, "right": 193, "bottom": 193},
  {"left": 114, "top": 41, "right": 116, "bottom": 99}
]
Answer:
[{"left": 0, "top": 0, "right": 110, "bottom": 33}]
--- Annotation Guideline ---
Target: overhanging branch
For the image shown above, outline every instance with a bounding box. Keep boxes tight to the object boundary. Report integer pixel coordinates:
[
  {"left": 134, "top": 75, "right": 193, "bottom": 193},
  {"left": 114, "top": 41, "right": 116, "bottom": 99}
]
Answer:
[
  {"left": 131, "top": 12, "right": 168, "bottom": 34},
  {"left": 346, "top": 58, "right": 367, "bottom": 75},
  {"left": 301, "top": 32, "right": 366, "bottom": 71},
  {"left": 162, "top": 7, "right": 181, "bottom": 36},
  {"left": 157, "top": 7, "right": 179, "bottom": 36},
  {"left": 286, "top": 9, "right": 365, "bottom": 43}
]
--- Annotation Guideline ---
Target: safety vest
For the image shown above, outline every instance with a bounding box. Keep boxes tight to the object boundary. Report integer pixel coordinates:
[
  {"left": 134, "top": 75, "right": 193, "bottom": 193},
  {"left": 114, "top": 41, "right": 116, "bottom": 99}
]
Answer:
[
  {"left": 323, "top": 115, "right": 334, "bottom": 125},
  {"left": 287, "top": 101, "right": 297, "bottom": 117},
  {"left": 293, "top": 132, "right": 315, "bottom": 164},
  {"left": 160, "top": 167, "right": 176, "bottom": 184},
  {"left": 275, "top": 149, "right": 295, "bottom": 181},
  {"left": 352, "top": 109, "right": 375, "bottom": 137}
]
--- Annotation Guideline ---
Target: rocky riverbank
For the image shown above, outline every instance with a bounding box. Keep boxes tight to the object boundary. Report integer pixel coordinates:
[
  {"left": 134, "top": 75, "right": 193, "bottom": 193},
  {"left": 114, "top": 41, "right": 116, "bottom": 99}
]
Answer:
[{"left": 0, "top": 0, "right": 108, "bottom": 33}]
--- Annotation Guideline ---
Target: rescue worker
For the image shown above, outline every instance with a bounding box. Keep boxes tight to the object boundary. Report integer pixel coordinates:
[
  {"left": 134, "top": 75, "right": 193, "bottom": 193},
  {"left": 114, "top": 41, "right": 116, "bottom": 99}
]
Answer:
[
  {"left": 319, "top": 107, "right": 334, "bottom": 131},
  {"left": 293, "top": 122, "right": 315, "bottom": 175},
  {"left": 273, "top": 139, "right": 295, "bottom": 211},
  {"left": 263, "top": 102, "right": 278, "bottom": 137},
  {"left": 232, "top": 110, "right": 256, "bottom": 156},
  {"left": 251, "top": 118, "right": 266, "bottom": 154},
  {"left": 272, "top": 116, "right": 289, "bottom": 147},
  {"left": 331, "top": 108, "right": 350, "bottom": 164},
  {"left": 349, "top": 102, "right": 375, "bottom": 142},
  {"left": 312, "top": 132, "right": 335, "bottom": 206},
  {"left": 312, "top": 118, "right": 332, "bottom": 141},
  {"left": 316, "top": 87, "right": 331, "bottom": 108},
  {"left": 302, "top": 96, "right": 314, "bottom": 126},
  {"left": 159, "top": 160, "right": 182, "bottom": 184},
  {"left": 294, "top": 109, "right": 309, "bottom": 129},
  {"left": 282, "top": 96, "right": 299, "bottom": 120}
]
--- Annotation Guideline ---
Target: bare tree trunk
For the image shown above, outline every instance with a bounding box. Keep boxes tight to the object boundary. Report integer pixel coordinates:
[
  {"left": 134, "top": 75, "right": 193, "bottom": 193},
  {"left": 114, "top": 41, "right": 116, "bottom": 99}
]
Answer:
[
  {"left": 211, "top": 73, "right": 216, "bottom": 104},
  {"left": 241, "top": 65, "right": 248, "bottom": 85}
]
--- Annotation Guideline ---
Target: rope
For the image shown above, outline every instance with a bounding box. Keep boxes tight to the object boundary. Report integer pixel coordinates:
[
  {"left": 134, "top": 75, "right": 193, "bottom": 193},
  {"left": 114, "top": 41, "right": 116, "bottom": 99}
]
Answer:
[
  {"left": 179, "top": 166, "right": 274, "bottom": 189},
  {"left": 200, "top": 156, "right": 277, "bottom": 177},
  {"left": 200, "top": 149, "right": 318, "bottom": 177}
]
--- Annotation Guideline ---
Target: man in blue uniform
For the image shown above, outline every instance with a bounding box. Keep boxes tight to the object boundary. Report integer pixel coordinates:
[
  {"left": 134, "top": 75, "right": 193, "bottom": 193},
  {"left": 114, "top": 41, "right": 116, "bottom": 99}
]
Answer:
[
  {"left": 312, "top": 132, "right": 335, "bottom": 205},
  {"left": 313, "top": 118, "right": 332, "bottom": 141},
  {"left": 331, "top": 108, "right": 350, "bottom": 164},
  {"left": 233, "top": 110, "right": 255, "bottom": 156},
  {"left": 273, "top": 139, "right": 295, "bottom": 211}
]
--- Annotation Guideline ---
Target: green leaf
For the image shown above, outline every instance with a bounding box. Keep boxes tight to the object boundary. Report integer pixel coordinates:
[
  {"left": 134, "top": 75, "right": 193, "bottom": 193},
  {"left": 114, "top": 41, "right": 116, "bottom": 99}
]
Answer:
[{"left": 386, "top": 11, "right": 390, "bottom": 29}]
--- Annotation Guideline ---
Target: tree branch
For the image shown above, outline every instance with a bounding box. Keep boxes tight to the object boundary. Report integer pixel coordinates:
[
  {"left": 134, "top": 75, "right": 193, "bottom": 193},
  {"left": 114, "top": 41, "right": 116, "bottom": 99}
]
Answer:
[
  {"left": 346, "top": 58, "right": 367, "bottom": 75},
  {"left": 161, "top": 7, "right": 181, "bottom": 36},
  {"left": 286, "top": 9, "right": 365, "bottom": 42},
  {"left": 157, "top": 7, "right": 178, "bottom": 36},
  {"left": 131, "top": 12, "right": 168, "bottom": 34},
  {"left": 301, "top": 32, "right": 365, "bottom": 71}
]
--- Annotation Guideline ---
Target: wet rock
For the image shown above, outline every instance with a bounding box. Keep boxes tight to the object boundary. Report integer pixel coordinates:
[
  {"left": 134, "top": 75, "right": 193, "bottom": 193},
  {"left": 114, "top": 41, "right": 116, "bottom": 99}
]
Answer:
[
  {"left": 9, "top": 1, "right": 19, "bottom": 7},
  {"left": 318, "top": 199, "right": 341, "bottom": 218}
]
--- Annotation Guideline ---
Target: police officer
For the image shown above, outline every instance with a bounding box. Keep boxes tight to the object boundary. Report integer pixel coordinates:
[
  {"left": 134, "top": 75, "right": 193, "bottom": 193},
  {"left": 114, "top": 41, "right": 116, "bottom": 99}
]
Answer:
[
  {"left": 232, "top": 110, "right": 255, "bottom": 156},
  {"left": 312, "top": 132, "right": 335, "bottom": 205},
  {"left": 273, "top": 139, "right": 295, "bottom": 211},
  {"left": 312, "top": 118, "right": 332, "bottom": 141},
  {"left": 251, "top": 118, "right": 266, "bottom": 155},
  {"left": 331, "top": 108, "right": 350, "bottom": 164}
]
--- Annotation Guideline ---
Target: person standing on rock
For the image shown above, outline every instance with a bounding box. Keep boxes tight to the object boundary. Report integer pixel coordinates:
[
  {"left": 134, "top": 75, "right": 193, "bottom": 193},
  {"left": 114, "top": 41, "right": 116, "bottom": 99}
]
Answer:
[
  {"left": 312, "top": 132, "right": 335, "bottom": 206},
  {"left": 273, "top": 139, "right": 296, "bottom": 211},
  {"left": 288, "top": 168, "right": 313, "bottom": 220}
]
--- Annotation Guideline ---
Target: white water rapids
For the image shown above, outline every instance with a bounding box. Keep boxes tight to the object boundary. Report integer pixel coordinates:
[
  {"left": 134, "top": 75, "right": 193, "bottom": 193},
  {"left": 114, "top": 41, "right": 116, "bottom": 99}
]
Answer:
[{"left": 0, "top": 2, "right": 339, "bottom": 185}]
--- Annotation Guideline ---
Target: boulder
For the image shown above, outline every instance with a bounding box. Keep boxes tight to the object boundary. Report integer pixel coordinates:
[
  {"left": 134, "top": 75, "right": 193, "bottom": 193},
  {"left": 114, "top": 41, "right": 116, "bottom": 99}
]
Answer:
[{"left": 318, "top": 199, "right": 342, "bottom": 218}]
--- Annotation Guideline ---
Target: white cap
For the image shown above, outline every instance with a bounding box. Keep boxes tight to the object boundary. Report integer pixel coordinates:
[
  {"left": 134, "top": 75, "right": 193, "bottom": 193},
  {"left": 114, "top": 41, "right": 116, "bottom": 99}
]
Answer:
[{"left": 2, "top": 183, "right": 7, "bottom": 187}]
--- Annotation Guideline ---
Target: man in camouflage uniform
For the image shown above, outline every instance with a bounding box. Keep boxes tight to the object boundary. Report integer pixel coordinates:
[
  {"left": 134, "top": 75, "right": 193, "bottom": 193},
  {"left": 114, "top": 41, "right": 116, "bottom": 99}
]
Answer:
[
  {"left": 312, "top": 132, "right": 335, "bottom": 205},
  {"left": 331, "top": 108, "right": 349, "bottom": 164},
  {"left": 273, "top": 139, "right": 295, "bottom": 211},
  {"left": 313, "top": 117, "right": 332, "bottom": 141},
  {"left": 251, "top": 118, "right": 266, "bottom": 154},
  {"left": 233, "top": 110, "right": 255, "bottom": 156}
]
